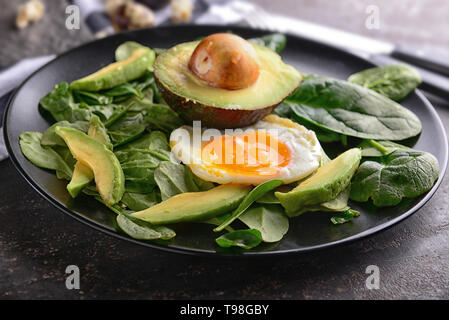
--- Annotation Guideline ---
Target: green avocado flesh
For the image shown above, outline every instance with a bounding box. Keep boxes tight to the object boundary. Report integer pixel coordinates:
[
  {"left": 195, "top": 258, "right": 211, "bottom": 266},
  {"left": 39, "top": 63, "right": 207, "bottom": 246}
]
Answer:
[
  {"left": 275, "top": 148, "right": 361, "bottom": 215},
  {"left": 132, "top": 184, "right": 251, "bottom": 225},
  {"left": 67, "top": 162, "right": 94, "bottom": 197},
  {"left": 66, "top": 115, "right": 113, "bottom": 198},
  {"left": 70, "top": 47, "right": 155, "bottom": 91},
  {"left": 55, "top": 127, "right": 125, "bottom": 205},
  {"left": 154, "top": 41, "right": 301, "bottom": 110}
]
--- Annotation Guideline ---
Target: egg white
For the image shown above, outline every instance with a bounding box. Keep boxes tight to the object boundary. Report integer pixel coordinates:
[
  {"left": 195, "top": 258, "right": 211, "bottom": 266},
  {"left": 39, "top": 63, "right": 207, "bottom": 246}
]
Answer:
[{"left": 169, "top": 114, "right": 322, "bottom": 185}]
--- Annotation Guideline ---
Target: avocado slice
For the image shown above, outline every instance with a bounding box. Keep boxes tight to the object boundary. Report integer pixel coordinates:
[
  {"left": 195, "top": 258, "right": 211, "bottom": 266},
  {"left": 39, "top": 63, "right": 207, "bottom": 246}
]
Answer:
[
  {"left": 154, "top": 41, "right": 301, "bottom": 128},
  {"left": 55, "top": 126, "right": 125, "bottom": 205},
  {"left": 275, "top": 148, "right": 361, "bottom": 216},
  {"left": 71, "top": 47, "right": 155, "bottom": 91},
  {"left": 132, "top": 184, "right": 251, "bottom": 225},
  {"left": 87, "top": 115, "right": 113, "bottom": 150},
  {"left": 67, "top": 161, "right": 95, "bottom": 197},
  {"left": 66, "top": 115, "right": 113, "bottom": 197}
]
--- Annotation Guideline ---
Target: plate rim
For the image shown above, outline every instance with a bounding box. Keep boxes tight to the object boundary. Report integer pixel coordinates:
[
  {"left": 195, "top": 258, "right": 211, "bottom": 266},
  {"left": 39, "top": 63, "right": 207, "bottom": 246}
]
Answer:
[{"left": 3, "top": 25, "right": 448, "bottom": 257}]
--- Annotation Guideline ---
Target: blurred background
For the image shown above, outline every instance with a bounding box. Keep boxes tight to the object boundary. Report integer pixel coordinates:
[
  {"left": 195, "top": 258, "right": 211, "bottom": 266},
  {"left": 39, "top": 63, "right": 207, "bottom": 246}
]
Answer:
[{"left": 0, "top": 0, "right": 448, "bottom": 68}]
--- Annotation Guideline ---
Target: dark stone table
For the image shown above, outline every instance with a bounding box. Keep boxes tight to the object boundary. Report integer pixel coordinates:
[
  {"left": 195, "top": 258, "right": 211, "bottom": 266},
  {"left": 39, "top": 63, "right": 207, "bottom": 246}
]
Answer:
[{"left": 1, "top": 0, "right": 448, "bottom": 299}]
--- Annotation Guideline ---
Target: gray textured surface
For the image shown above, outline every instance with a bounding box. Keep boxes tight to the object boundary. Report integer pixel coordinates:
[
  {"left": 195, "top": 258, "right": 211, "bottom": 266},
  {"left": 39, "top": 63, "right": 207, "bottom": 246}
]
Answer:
[
  {"left": 0, "top": 0, "right": 92, "bottom": 68},
  {"left": 0, "top": 0, "right": 448, "bottom": 300}
]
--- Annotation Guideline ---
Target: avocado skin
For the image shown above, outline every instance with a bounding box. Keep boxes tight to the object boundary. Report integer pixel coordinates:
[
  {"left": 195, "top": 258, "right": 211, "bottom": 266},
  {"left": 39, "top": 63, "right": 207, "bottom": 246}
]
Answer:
[
  {"left": 275, "top": 148, "right": 361, "bottom": 216},
  {"left": 153, "top": 40, "right": 302, "bottom": 129},
  {"left": 132, "top": 184, "right": 251, "bottom": 225},
  {"left": 155, "top": 77, "right": 277, "bottom": 128},
  {"left": 70, "top": 48, "right": 155, "bottom": 91}
]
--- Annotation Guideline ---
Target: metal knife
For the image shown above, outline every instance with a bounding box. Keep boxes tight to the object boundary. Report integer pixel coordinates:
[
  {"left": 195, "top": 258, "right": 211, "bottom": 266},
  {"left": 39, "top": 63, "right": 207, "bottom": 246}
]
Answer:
[{"left": 245, "top": 10, "right": 449, "bottom": 98}]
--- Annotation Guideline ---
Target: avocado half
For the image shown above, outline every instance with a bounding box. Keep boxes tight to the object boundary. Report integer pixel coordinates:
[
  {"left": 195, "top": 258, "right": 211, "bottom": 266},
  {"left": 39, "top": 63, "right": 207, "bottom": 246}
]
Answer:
[{"left": 154, "top": 41, "right": 302, "bottom": 128}]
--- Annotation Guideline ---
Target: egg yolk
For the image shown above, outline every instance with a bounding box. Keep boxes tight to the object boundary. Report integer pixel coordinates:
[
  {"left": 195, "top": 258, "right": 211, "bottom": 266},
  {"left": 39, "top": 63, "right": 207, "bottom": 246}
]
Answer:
[{"left": 201, "top": 131, "right": 291, "bottom": 176}]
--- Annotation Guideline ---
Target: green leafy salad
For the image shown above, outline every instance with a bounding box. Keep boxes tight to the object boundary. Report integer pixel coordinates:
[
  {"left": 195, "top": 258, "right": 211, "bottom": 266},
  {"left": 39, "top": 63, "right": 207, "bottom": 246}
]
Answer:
[{"left": 19, "top": 33, "right": 440, "bottom": 251}]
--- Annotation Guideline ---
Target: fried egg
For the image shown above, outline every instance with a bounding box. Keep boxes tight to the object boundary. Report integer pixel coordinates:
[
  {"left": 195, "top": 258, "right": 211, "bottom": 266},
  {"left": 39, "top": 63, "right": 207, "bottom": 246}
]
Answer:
[{"left": 169, "top": 114, "right": 322, "bottom": 185}]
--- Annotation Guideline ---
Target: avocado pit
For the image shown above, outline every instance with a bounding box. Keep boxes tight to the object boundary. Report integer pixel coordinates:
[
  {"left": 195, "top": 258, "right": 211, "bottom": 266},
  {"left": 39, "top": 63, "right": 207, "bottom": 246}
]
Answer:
[
  {"left": 188, "top": 33, "right": 260, "bottom": 90},
  {"left": 153, "top": 34, "right": 302, "bottom": 128}
]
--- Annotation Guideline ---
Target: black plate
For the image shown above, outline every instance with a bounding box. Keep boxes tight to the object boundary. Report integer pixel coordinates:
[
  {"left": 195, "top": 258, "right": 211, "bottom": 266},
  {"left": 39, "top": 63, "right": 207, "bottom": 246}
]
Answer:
[{"left": 3, "top": 25, "right": 448, "bottom": 256}]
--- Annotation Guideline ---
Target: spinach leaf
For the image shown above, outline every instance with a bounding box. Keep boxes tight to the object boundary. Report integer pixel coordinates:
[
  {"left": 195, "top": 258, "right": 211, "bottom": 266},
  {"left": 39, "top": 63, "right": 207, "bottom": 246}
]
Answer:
[
  {"left": 73, "top": 90, "right": 113, "bottom": 105},
  {"left": 239, "top": 204, "right": 289, "bottom": 242},
  {"left": 130, "top": 100, "right": 183, "bottom": 133},
  {"left": 88, "top": 104, "right": 128, "bottom": 125},
  {"left": 145, "top": 104, "right": 183, "bottom": 133},
  {"left": 124, "top": 177, "right": 156, "bottom": 193},
  {"left": 214, "top": 179, "right": 284, "bottom": 232},
  {"left": 41, "top": 120, "right": 89, "bottom": 147},
  {"left": 184, "top": 163, "right": 215, "bottom": 192},
  {"left": 255, "top": 190, "right": 280, "bottom": 204},
  {"left": 104, "top": 73, "right": 154, "bottom": 103},
  {"left": 273, "top": 103, "right": 345, "bottom": 143},
  {"left": 215, "top": 229, "right": 262, "bottom": 249},
  {"left": 330, "top": 209, "right": 360, "bottom": 225},
  {"left": 121, "top": 192, "right": 160, "bottom": 211},
  {"left": 350, "top": 149, "right": 439, "bottom": 207},
  {"left": 116, "top": 132, "right": 154, "bottom": 151},
  {"left": 53, "top": 146, "right": 77, "bottom": 171},
  {"left": 19, "top": 131, "right": 72, "bottom": 179},
  {"left": 39, "top": 82, "right": 91, "bottom": 122},
  {"left": 249, "top": 33, "right": 286, "bottom": 53},
  {"left": 141, "top": 87, "right": 154, "bottom": 102},
  {"left": 120, "top": 157, "right": 159, "bottom": 194},
  {"left": 154, "top": 162, "right": 190, "bottom": 200},
  {"left": 272, "top": 102, "right": 292, "bottom": 118},
  {"left": 117, "top": 212, "right": 175, "bottom": 240},
  {"left": 154, "top": 161, "right": 214, "bottom": 200},
  {"left": 108, "top": 125, "right": 147, "bottom": 147},
  {"left": 85, "top": 190, "right": 127, "bottom": 214},
  {"left": 115, "top": 149, "right": 160, "bottom": 163},
  {"left": 107, "top": 112, "right": 147, "bottom": 147},
  {"left": 148, "top": 131, "right": 172, "bottom": 161},
  {"left": 310, "top": 126, "right": 346, "bottom": 143},
  {"left": 122, "top": 159, "right": 159, "bottom": 179},
  {"left": 104, "top": 82, "right": 143, "bottom": 101},
  {"left": 291, "top": 112, "right": 346, "bottom": 143},
  {"left": 348, "top": 64, "right": 421, "bottom": 101},
  {"left": 284, "top": 75, "right": 422, "bottom": 140},
  {"left": 151, "top": 81, "right": 164, "bottom": 104},
  {"left": 132, "top": 72, "right": 155, "bottom": 92},
  {"left": 359, "top": 139, "right": 411, "bottom": 157},
  {"left": 114, "top": 133, "right": 173, "bottom": 194}
]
